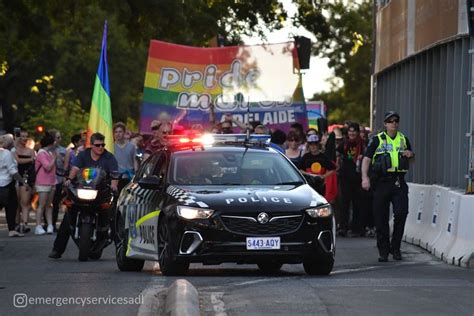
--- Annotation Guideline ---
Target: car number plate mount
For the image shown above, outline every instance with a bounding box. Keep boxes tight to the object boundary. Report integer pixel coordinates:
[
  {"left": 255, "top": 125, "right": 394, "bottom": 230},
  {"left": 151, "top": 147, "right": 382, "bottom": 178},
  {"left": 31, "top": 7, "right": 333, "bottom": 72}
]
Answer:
[{"left": 246, "top": 237, "right": 280, "bottom": 250}]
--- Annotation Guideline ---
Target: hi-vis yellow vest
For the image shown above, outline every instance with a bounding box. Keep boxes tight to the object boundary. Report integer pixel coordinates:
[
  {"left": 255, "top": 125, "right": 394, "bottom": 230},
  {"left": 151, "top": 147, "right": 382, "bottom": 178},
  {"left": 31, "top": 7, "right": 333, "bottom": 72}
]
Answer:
[{"left": 372, "top": 131, "right": 408, "bottom": 172}]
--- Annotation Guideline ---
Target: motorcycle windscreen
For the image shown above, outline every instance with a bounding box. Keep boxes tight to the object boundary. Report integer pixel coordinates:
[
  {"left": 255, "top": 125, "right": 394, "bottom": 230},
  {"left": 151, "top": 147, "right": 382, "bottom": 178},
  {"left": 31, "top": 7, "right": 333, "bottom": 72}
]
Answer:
[{"left": 76, "top": 168, "right": 107, "bottom": 188}]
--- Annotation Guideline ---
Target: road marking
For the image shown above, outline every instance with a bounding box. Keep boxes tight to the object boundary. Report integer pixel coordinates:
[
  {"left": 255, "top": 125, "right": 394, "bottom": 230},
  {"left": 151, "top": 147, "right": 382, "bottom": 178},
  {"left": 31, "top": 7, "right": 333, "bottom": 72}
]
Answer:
[
  {"left": 206, "top": 261, "right": 435, "bottom": 288},
  {"left": 332, "top": 260, "right": 442, "bottom": 275},
  {"left": 210, "top": 292, "right": 227, "bottom": 316},
  {"left": 332, "top": 266, "right": 379, "bottom": 274},
  {"left": 234, "top": 277, "right": 294, "bottom": 286}
]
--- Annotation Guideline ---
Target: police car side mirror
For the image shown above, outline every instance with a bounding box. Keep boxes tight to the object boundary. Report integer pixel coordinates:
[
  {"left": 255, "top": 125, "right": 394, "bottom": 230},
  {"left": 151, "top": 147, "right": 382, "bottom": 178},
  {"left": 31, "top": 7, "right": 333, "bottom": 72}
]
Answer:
[
  {"left": 136, "top": 153, "right": 143, "bottom": 163},
  {"left": 138, "top": 175, "right": 162, "bottom": 190},
  {"left": 303, "top": 174, "right": 315, "bottom": 186},
  {"left": 303, "top": 173, "right": 325, "bottom": 196}
]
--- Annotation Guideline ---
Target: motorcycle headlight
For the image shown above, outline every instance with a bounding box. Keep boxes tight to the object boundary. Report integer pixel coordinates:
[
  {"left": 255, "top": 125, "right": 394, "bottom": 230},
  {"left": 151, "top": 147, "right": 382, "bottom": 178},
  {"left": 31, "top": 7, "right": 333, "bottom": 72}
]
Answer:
[
  {"left": 305, "top": 204, "right": 332, "bottom": 218},
  {"left": 77, "top": 189, "right": 98, "bottom": 200},
  {"left": 177, "top": 206, "right": 214, "bottom": 219}
]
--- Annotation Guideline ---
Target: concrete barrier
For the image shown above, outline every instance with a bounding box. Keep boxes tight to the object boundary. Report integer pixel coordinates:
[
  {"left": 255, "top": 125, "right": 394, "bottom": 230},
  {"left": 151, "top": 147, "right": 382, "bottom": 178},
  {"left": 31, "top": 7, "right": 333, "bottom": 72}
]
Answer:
[
  {"left": 430, "top": 190, "right": 462, "bottom": 262},
  {"left": 418, "top": 186, "right": 446, "bottom": 252},
  {"left": 164, "top": 279, "right": 200, "bottom": 316},
  {"left": 444, "top": 194, "right": 474, "bottom": 267},
  {"left": 404, "top": 184, "right": 431, "bottom": 246},
  {"left": 405, "top": 183, "right": 474, "bottom": 268},
  {"left": 421, "top": 186, "right": 454, "bottom": 253}
]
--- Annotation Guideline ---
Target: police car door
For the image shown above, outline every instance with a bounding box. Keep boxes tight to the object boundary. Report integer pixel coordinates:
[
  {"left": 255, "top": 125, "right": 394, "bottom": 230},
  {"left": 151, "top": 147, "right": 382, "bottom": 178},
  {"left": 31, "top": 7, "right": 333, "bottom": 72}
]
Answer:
[{"left": 126, "top": 153, "right": 164, "bottom": 260}]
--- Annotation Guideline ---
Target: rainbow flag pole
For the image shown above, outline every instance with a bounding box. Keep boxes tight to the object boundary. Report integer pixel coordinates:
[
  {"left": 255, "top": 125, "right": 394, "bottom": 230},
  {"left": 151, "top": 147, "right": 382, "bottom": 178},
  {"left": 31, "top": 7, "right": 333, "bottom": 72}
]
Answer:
[{"left": 86, "top": 20, "right": 114, "bottom": 153}]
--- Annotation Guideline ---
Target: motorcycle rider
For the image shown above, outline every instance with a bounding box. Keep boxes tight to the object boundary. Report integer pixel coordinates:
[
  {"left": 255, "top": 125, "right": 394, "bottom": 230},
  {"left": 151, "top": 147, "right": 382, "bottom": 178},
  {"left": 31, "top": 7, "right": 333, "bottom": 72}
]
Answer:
[{"left": 48, "top": 133, "right": 119, "bottom": 259}]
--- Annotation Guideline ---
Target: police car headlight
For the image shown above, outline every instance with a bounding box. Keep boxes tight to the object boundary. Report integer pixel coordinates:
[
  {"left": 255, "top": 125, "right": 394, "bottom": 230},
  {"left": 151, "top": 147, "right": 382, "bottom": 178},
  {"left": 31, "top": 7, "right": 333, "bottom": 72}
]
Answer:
[
  {"left": 77, "top": 189, "right": 98, "bottom": 200},
  {"left": 305, "top": 204, "right": 332, "bottom": 218},
  {"left": 177, "top": 206, "right": 214, "bottom": 219}
]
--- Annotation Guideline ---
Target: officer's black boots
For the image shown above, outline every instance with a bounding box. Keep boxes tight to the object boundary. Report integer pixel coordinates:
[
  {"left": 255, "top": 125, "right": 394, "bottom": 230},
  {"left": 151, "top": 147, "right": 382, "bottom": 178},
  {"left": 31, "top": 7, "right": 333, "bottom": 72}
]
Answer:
[
  {"left": 392, "top": 249, "right": 402, "bottom": 261},
  {"left": 48, "top": 250, "right": 62, "bottom": 259},
  {"left": 378, "top": 249, "right": 402, "bottom": 261},
  {"left": 378, "top": 249, "right": 389, "bottom": 262},
  {"left": 378, "top": 254, "right": 388, "bottom": 262}
]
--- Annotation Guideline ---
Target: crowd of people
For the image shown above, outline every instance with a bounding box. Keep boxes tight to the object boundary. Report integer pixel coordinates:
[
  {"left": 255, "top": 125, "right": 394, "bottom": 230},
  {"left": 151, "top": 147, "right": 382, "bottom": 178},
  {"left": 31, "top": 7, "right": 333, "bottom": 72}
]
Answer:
[
  {"left": 269, "top": 120, "right": 375, "bottom": 238},
  {"left": 1, "top": 115, "right": 374, "bottom": 241},
  {"left": 144, "top": 114, "right": 376, "bottom": 238},
  {"left": 0, "top": 124, "right": 140, "bottom": 238}
]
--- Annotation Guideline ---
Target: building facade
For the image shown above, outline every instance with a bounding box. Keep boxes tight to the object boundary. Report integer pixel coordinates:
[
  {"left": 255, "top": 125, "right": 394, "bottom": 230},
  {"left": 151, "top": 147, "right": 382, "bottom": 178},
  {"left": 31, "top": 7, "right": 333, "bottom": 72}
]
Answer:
[{"left": 373, "top": 0, "right": 474, "bottom": 192}]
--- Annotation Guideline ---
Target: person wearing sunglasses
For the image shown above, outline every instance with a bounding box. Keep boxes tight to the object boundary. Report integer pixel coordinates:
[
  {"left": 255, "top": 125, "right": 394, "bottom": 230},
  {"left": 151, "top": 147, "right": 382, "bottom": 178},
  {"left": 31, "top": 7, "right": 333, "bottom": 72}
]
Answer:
[
  {"left": 63, "top": 133, "right": 118, "bottom": 191},
  {"left": 285, "top": 131, "right": 303, "bottom": 169},
  {"left": 49, "top": 133, "right": 118, "bottom": 259},
  {"left": 361, "top": 111, "right": 415, "bottom": 262}
]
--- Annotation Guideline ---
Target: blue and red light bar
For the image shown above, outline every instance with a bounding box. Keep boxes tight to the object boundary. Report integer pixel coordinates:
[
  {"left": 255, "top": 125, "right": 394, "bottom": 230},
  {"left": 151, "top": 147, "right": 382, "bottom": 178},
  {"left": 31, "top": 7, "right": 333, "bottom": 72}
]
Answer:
[{"left": 164, "top": 133, "right": 271, "bottom": 149}]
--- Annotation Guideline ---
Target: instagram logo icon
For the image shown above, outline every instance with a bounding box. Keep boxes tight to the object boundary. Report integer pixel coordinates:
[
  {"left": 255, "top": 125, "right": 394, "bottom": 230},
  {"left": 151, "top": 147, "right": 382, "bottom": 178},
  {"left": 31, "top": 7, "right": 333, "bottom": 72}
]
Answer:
[{"left": 13, "top": 293, "right": 28, "bottom": 308}]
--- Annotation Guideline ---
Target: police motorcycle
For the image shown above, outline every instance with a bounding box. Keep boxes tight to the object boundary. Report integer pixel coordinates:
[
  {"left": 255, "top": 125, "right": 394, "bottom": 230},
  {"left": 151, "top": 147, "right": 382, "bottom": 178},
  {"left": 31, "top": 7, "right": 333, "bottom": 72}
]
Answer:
[{"left": 61, "top": 168, "right": 119, "bottom": 261}]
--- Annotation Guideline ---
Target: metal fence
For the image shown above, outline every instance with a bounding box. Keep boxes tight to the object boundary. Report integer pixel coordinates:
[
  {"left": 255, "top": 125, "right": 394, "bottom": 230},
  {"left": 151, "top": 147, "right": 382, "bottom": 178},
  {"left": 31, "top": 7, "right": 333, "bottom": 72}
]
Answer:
[{"left": 373, "top": 36, "right": 472, "bottom": 191}]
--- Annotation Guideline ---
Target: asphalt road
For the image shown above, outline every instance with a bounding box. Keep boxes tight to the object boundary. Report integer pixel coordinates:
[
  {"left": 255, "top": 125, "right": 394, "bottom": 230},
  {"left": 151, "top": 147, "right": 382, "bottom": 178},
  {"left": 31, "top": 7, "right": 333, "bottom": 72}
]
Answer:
[{"left": 1, "top": 229, "right": 473, "bottom": 316}]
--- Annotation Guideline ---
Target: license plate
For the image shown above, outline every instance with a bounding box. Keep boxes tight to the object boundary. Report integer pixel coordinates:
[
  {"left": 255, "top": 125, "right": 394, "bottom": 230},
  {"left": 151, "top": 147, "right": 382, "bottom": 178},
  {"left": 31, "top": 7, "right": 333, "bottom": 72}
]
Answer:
[{"left": 246, "top": 237, "right": 280, "bottom": 250}]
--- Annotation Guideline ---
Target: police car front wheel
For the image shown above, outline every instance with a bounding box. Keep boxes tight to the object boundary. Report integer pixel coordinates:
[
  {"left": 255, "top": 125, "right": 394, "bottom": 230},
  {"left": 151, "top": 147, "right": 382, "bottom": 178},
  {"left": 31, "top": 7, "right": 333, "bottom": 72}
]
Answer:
[
  {"left": 115, "top": 214, "right": 145, "bottom": 272},
  {"left": 157, "top": 215, "right": 189, "bottom": 276},
  {"left": 303, "top": 255, "right": 334, "bottom": 275}
]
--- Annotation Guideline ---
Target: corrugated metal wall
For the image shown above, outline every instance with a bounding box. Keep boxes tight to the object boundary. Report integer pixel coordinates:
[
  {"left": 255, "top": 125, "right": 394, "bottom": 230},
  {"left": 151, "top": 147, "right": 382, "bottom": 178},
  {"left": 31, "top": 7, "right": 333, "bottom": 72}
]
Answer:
[{"left": 373, "top": 36, "right": 471, "bottom": 190}]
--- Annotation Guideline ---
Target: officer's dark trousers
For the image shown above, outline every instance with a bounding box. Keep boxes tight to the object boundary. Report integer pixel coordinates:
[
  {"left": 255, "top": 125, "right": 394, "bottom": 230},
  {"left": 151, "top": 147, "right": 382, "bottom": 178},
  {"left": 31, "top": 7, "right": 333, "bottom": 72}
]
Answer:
[
  {"left": 53, "top": 212, "right": 70, "bottom": 253},
  {"left": 372, "top": 177, "right": 408, "bottom": 256}
]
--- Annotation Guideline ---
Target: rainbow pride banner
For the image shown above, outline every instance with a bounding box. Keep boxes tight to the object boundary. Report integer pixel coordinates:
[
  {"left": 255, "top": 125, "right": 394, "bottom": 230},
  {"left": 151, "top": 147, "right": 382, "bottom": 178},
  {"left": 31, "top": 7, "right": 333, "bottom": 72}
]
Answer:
[{"left": 140, "top": 40, "right": 307, "bottom": 133}]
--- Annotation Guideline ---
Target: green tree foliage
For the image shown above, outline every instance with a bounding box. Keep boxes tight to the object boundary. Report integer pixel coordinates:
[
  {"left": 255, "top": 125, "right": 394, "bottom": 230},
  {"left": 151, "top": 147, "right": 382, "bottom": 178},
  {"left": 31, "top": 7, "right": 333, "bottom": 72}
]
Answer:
[
  {"left": 294, "top": 0, "right": 372, "bottom": 126},
  {"left": 22, "top": 78, "right": 89, "bottom": 146},
  {"left": 0, "top": 0, "right": 286, "bottom": 134}
]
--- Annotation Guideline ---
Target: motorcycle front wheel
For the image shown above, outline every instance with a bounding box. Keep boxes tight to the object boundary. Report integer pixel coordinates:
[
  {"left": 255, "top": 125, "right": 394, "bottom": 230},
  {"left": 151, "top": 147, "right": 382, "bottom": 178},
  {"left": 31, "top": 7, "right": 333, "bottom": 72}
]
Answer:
[{"left": 78, "top": 223, "right": 93, "bottom": 261}]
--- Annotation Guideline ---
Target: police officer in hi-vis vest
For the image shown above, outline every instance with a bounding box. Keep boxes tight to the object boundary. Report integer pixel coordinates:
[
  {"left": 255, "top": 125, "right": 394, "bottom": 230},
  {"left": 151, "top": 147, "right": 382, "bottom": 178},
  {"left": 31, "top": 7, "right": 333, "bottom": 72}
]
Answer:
[{"left": 361, "top": 111, "right": 415, "bottom": 262}]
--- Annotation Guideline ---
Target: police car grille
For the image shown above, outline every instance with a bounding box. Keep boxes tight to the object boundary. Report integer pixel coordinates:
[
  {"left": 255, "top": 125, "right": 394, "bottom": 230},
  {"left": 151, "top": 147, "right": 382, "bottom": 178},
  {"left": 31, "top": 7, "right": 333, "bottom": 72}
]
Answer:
[{"left": 220, "top": 215, "right": 303, "bottom": 236}]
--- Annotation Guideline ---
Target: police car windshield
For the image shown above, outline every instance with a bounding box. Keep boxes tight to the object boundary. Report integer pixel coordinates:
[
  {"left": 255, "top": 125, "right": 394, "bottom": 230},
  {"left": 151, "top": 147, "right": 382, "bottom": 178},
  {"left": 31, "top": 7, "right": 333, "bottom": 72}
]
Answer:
[{"left": 169, "top": 150, "right": 303, "bottom": 186}]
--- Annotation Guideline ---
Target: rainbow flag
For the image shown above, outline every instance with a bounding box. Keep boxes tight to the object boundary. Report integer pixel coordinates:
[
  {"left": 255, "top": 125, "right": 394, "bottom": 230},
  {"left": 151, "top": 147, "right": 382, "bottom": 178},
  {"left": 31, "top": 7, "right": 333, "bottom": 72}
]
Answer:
[
  {"left": 140, "top": 41, "right": 307, "bottom": 133},
  {"left": 87, "top": 21, "right": 113, "bottom": 153},
  {"left": 306, "top": 101, "right": 327, "bottom": 130}
]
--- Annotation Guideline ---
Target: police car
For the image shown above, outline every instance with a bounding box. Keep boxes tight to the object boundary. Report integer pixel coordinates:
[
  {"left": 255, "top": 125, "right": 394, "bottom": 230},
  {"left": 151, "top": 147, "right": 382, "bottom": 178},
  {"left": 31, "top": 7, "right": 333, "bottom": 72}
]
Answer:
[{"left": 115, "top": 134, "right": 335, "bottom": 275}]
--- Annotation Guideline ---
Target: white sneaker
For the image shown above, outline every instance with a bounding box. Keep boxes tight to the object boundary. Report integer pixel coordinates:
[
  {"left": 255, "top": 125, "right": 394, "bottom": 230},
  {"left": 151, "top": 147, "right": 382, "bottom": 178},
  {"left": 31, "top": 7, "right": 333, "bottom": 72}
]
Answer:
[
  {"left": 47, "top": 225, "right": 54, "bottom": 234},
  {"left": 9, "top": 230, "right": 24, "bottom": 237},
  {"left": 35, "top": 225, "right": 46, "bottom": 235}
]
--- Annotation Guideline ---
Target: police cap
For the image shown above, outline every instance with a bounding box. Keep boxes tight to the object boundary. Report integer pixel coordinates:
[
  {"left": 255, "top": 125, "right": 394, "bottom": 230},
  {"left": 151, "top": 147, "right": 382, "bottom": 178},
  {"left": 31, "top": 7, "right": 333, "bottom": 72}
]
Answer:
[{"left": 384, "top": 111, "right": 400, "bottom": 122}]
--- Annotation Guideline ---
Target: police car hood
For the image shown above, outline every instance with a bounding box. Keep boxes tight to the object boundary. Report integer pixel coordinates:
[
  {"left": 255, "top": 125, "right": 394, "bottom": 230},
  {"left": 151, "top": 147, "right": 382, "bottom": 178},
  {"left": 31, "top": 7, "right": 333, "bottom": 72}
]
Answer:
[{"left": 167, "top": 184, "right": 327, "bottom": 213}]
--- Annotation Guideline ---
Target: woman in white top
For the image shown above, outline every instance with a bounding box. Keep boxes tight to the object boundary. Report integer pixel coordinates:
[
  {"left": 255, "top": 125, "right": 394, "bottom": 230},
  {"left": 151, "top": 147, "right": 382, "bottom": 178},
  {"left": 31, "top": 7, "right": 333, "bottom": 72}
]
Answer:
[{"left": 0, "top": 134, "right": 26, "bottom": 237}]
